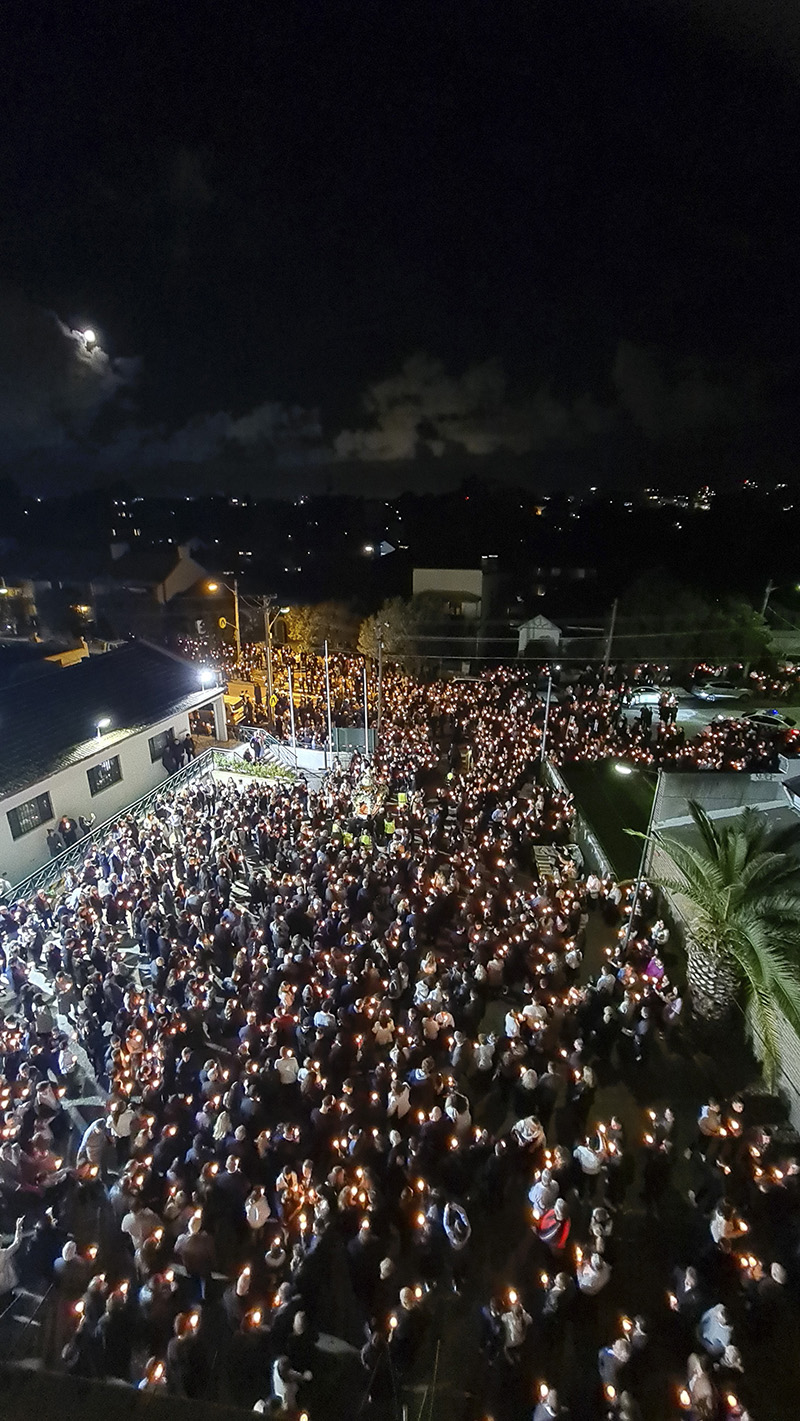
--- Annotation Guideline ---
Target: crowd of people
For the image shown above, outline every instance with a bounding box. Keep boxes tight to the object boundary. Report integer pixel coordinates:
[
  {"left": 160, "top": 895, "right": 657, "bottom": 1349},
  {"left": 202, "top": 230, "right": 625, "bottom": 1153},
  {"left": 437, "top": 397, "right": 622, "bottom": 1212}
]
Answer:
[{"left": 0, "top": 666, "right": 798, "bottom": 1419}]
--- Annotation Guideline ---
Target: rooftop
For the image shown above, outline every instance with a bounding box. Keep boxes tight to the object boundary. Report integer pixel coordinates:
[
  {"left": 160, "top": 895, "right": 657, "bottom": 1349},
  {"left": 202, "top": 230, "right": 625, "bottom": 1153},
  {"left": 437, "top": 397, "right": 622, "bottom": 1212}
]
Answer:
[{"left": 0, "top": 641, "right": 218, "bottom": 799}]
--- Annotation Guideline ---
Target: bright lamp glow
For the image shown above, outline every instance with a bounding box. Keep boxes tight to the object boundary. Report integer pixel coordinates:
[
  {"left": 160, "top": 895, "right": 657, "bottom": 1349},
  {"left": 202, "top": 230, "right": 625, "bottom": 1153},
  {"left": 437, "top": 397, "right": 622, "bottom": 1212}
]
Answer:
[
  {"left": 206, "top": 581, "right": 219, "bottom": 592},
  {"left": 614, "top": 763, "right": 633, "bottom": 776},
  {"left": 199, "top": 669, "right": 214, "bottom": 686},
  {"left": 82, "top": 328, "right": 97, "bottom": 345}
]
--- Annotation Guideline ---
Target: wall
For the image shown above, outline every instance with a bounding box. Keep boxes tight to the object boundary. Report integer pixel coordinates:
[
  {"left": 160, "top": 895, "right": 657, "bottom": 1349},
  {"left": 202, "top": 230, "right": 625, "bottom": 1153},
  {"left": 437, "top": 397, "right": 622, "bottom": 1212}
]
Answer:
[
  {"left": 0, "top": 692, "right": 225, "bottom": 882},
  {"left": 541, "top": 758, "right": 614, "bottom": 877},
  {"left": 412, "top": 567, "right": 483, "bottom": 616}
]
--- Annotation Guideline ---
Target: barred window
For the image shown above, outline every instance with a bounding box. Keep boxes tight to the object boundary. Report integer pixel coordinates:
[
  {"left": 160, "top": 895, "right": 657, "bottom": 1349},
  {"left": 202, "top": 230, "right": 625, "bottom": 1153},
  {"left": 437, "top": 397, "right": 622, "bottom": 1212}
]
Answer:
[
  {"left": 87, "top": 755, "right": 122, "bottom": 796},
  {"left": 7, "top": 792, "right": 54, "bottom": 840}
]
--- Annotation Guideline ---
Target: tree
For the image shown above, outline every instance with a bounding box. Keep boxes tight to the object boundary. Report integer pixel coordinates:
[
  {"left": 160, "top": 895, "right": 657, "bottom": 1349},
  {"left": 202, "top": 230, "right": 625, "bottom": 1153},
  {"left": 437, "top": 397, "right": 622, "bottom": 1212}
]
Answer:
[
  {"left": 616, "top": 573, "right": 772, "bottom": 672},
  {"left": 642, "top": 802, "right": 800, "bottom": 1087},
  {"left": 284, "top": 605, "right": 316, "bottom": 654},
  {"left": 358, "top": 598, "right": 418, "bottom": 665},
  {"left": 284, "top": 602, "right": 358, "bottom": 654}
]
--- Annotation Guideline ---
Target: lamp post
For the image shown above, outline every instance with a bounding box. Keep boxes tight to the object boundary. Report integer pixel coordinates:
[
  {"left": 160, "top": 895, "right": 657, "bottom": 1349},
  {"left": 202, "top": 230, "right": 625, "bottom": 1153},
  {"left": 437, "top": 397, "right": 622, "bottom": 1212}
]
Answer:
[
  {"left": 376, "top": 629, "right": 383, "bottom": 750},
  {"left": 206, "top": 579, "right": 241, "bottom": 665},
  {"left": 324, "top": 640, "right": 334, "bottom": 768},
  {"left": 540, "top": 671, "right": 553, "bottom": 763}
]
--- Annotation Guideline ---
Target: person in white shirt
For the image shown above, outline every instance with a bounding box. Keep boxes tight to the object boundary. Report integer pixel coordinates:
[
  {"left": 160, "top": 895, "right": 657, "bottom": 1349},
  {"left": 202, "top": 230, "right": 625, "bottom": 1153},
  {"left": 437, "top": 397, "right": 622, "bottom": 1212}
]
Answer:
[
  {"left": 275, "top": 1049, "right": 299, "bottom": 1086},
  {"left": 373, "top": 1014, "right": 394, "bottom": 1046},
  {"left": 500, "top": 1299, "right": 531, "bottom": 1363},
  {"left": 271, "top": 1355, "right": 311, "bottom": 1410},
  {"left": 245, "top": 1186, "right": 272, "bottom": 1233},
  {"left": 586, "top": 873, "right": 602, "bottom": 905},
  {"left": 577, "top": 1251, "right": 612, "bottom": 1295},
  {"left": 108, "top": 1101, "right": 135, "bottom": 1163},
  {"left": 473, "top": 1034, "right": 496, "bottom": 1074},
  {"left": 528, "top": 1167, "right": 559, "bottom": 1217},
  {"left": 387, "top": 1079, "right": 411, "bottom": 1120},
  {"left": 504, "top": 1009, "right": 521, "bottom": 1039},
  {"left": 122, "top": 1197, "right": 163, "bottom": 1250},
  {"left": 574, "top": 1137, "right": 605, "bottom": 1198}
]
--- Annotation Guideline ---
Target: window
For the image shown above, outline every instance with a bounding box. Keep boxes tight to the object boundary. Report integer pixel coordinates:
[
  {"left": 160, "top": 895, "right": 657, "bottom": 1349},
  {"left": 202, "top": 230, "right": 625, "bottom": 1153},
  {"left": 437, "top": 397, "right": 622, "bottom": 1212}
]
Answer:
[
  {"left": 7, "top": 792, "right": 54, "bottom": 840},
  {"left": 149, "top": 728, "right": 175, "bottom": 762},
  {"left": 87, "top": 756, "right": 122, "bottom": 797}
]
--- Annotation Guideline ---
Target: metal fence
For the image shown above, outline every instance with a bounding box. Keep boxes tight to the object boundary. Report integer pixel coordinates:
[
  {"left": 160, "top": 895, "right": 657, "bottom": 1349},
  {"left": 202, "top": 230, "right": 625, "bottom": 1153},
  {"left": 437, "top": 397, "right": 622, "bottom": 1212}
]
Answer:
[
  {"left": 541, "top": 757, "right": 614, "bottom": 877},
  {"left": 8, "top": 751, "right": 220, "bottom": 902}
]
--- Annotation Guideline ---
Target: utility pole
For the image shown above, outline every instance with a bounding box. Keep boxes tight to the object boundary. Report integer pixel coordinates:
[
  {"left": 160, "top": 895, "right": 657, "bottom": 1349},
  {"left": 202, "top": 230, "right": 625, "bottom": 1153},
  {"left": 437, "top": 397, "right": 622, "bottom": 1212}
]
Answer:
[
  {"left": 262, "top": 596, "right": 274, "bottom": 717},
  {"left": 761, "top": 579, "right": 775, "bottom": 617},
  {"left": 233, "top": 577, "right": 242, "bottom": 666},
  {"left": 539, "top": 671, "right": 553, "bottom": 763},
  {"left": 362, "top": 664, "right": 370, "bottom": 757},
  {"left": 287, "top": 664, "right": 297, "bottom": 750},
  {"left": 602, "top": 598, "right": 618, "bottom": 684},
  {"left": 324, "top": 639, "right": 334, "bottom": 768},
  {"left": 376, "top": 629, "right": 383, "bottom": 749}
]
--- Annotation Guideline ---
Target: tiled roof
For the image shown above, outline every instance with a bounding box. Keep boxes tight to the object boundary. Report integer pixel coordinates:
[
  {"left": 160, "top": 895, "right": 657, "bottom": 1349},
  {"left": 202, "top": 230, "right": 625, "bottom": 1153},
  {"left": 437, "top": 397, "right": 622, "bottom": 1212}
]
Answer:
[{"left": 0, "top": 641, "right": 217, "bottom": 799}]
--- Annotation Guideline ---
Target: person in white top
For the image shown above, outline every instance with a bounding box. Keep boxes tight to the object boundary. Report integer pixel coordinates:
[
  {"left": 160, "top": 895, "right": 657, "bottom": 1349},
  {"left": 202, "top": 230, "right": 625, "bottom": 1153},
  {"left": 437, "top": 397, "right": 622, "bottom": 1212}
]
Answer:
[
  {"left": 275, "top": 1049, "right": 299, "bottom": 1086},
  {"left": 501, "top": 1299, "right": 532, "bottom": 1363},
  {"left": 245, "top": 1185, "right": 272, "bottom": 1232},
  {"left": 122, "top": 1197, "right": 163, "bottom": 1250},
  {"left": 388, "top": 1079, "right": 411, "bottom": 1120},
  {"left": 473, "top": 1034, "right": 496, "bottom": 1073},
  {"left": 577, "top": 1251, "right": 612, "bottom": 1295},
  {"left": 271, "top": 1355, "right": 311, "bottom": 1409},
  {"left": 586, "top": 873, "right": 602, "bottom": 904},
  {"left": 528, "top": 1167, "right": 559, "bottom": 1217}
]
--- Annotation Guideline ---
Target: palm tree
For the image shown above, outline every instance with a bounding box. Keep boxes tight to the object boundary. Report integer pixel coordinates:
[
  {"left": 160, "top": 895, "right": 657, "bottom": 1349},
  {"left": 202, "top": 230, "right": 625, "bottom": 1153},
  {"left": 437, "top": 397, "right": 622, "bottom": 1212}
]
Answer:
[{"left": 640, "top": 801, "right": 800, "bottom": 1088}]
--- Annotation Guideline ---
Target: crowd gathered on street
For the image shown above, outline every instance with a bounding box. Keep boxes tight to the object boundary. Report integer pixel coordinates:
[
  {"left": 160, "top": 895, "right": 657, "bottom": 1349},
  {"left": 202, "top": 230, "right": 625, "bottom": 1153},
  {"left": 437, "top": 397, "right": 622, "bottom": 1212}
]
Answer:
[{"left": 0, "top": 665, "right": 798, "bottom": 1419}]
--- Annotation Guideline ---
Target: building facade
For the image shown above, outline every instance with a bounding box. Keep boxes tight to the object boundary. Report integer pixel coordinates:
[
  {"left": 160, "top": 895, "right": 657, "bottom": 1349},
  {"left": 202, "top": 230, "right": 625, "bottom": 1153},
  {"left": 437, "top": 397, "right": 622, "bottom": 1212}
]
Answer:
[{"left": 0, "top": 642, "right": 226, "bottom": 885}]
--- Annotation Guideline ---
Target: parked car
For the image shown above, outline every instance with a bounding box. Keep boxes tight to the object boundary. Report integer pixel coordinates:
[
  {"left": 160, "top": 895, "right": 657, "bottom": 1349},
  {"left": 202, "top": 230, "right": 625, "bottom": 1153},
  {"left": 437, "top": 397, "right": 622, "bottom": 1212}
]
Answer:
[
  {"left": 692, "top": 681, "right": 751, "bottom": 702},
  {"left": 743, "top": 709, "right": 796, "bottom": 732},
  {"left": 627, "top": 684, "right": 664, "bottom": 706}
]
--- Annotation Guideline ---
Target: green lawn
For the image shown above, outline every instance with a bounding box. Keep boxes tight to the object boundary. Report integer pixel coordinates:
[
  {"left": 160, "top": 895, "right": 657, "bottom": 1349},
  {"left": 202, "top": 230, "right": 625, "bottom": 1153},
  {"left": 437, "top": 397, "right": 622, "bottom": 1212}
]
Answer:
[{"left": 559, "top": 760, "right": 655, "bottom": 880}]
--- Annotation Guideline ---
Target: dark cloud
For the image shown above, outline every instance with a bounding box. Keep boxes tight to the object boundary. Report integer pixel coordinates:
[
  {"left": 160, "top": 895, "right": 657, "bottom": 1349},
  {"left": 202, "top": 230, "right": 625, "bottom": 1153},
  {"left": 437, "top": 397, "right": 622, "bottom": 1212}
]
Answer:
[
  {"left": 104, "top": 402, "right": 325, "bottom": 468},
  {"left": 334, "top": 354, "right": 614, "bottom": 461},
  {"left": 611, "top": 341, "right": 766, "bottom": 441},
  {"left": 0, "top": 288, "right": 778, "bottom": 487}
]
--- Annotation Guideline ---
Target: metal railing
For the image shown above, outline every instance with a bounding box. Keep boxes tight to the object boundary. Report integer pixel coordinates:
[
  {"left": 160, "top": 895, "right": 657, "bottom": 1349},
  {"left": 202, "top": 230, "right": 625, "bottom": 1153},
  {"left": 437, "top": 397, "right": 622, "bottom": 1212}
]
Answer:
[
  {"left": 8, "top": 746, "right": 301, "bottom": 903},
  {"left": 8, "top": 750, "right": 219, "bottom": 902}
]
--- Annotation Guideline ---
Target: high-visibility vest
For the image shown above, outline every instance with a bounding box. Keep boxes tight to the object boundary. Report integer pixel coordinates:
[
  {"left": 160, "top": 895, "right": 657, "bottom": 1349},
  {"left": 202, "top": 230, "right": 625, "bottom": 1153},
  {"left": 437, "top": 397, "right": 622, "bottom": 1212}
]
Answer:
[
  {"left": 384, "top": 819, "right": 395, "bottom": 835},
  {"left": 397, "top": 792, "right": 408, "bottom": 807}
]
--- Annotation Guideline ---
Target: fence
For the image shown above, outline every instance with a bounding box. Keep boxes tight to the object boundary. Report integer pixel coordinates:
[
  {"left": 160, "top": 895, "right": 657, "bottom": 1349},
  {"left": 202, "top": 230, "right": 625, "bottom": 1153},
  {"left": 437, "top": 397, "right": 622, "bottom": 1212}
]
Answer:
[{"left": 541, "top": 758, "right": 614, "bottom": 877}]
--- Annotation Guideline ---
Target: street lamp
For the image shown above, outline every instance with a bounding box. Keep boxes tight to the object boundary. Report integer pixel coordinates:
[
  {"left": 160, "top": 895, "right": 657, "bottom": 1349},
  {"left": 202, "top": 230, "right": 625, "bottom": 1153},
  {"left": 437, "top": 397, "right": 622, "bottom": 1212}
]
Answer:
[
  {"left": 199, "top": 668, "right": 215, "bottom": 688},
  {"left": 96, "top": 717, "right": 111, "bottom": 738},
  {"left": 206, "top": 579, "right": 241, "bottom": 664},
  {"left": 614, "top": 763, "right": 633, "bottom": 776}
]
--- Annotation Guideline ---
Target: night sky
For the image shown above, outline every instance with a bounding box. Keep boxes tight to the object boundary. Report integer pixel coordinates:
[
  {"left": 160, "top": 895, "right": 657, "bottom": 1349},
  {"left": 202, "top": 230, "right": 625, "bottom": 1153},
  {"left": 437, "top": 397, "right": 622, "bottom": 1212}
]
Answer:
[{"left": 2, "top": 0, "right": 799, "bottom": 494}]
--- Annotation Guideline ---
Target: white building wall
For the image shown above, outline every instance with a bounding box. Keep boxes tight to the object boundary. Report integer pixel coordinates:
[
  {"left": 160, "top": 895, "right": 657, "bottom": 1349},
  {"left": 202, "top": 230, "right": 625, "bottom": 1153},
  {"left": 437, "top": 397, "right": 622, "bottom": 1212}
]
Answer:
[{"left": 0, "top": 693, "right": 225, "bottom": 884}]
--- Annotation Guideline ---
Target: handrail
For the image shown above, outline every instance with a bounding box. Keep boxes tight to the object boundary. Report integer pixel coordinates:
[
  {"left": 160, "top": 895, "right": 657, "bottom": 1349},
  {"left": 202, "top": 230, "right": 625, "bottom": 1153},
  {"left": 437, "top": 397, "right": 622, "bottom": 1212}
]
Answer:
[
  {"left": 8, "top": 746, "right": 306, "bottom": 903},
  {"left": 8, "top": 750, "right": 218, "bottom": 902}
]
